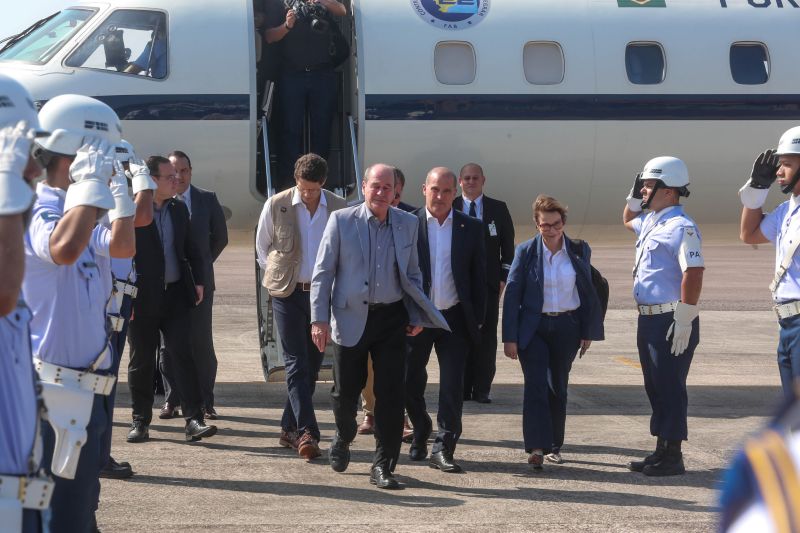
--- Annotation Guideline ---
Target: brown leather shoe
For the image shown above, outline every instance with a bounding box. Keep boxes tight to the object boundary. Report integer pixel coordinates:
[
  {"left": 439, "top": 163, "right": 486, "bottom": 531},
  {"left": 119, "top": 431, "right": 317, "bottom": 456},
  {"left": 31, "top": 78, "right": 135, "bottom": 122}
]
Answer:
[
  {"left": 278, "top": 429, "right": 299, "bottom": 450},
  {"left": 297, "top": 432, "right": 322, "bottom": 460},
  {"left": 357, "top": 414, "right": 375, "bottom": 435},
  {"left": 159, "top": 403, "right": 180, "bottom": 419}
]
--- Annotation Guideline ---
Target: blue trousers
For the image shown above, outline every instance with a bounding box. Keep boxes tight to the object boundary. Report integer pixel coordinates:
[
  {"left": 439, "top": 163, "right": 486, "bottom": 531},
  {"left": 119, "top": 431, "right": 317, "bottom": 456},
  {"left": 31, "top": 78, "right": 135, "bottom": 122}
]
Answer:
[
  {"left": 272, "top": 287, "right": 324, "bottom": 440},
  {"left": 518, "top": 314, "right": 581, "bottom": 452},
  {"left": 276, "top": 68, "right": 337, "bottom": 184},
  {"left": 41, "top": 393, "right": 109, "bottom": 533},
  {"left": 637, "top": 313, "right": 699, "bottom": 441},
  {"left": 777, "top": 314, "right": 800, "bottom": 397},
  {"left": 99, "top": 294, "right": 133, "bottom": 468},
  {"left": 22, "top": 509, "right": 44, "bottom": 533}
]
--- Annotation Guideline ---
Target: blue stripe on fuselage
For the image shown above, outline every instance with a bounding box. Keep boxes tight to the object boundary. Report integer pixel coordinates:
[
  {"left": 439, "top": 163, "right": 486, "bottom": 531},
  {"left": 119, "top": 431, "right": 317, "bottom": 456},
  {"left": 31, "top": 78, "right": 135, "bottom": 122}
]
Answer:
[
  {"left": 365, "top": 94, "right": 800, "bottom": 121},
  {"left": 34, "top": 94, "right": 250, "bottom": 121}
]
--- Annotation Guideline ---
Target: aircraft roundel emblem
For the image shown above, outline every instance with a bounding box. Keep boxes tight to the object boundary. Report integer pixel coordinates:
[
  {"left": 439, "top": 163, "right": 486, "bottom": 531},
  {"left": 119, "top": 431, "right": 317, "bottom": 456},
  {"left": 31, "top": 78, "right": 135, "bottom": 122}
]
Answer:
[{"left": 410, "top": 0, "right": 490, "bottom": 31}]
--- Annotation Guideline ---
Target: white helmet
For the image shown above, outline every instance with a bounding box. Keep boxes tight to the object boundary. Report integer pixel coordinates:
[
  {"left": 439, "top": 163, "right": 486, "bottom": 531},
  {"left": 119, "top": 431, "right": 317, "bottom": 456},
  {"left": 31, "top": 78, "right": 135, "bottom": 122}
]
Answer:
[
  {"left": 775, "top": 126, "right": 800, "bottom": 157},
  {"left": 115, "top": 139, "right": 135, "bottom": 163},
  {"left": 0, "top": 73, "right": 48, "bottom": 135},
  {"left": 641, "top": 156, "right": 690, "bottom": 189},
  {"left": 35, "top": 94, "right": 121, "bottom": 156}
]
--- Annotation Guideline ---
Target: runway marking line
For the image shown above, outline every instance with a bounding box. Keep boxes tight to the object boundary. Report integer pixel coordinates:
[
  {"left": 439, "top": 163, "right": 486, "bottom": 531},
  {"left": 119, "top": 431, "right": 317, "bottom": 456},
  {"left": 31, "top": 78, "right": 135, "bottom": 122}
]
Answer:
[{"left": 613, "top": 356, "right": 642, "bottom": 369}]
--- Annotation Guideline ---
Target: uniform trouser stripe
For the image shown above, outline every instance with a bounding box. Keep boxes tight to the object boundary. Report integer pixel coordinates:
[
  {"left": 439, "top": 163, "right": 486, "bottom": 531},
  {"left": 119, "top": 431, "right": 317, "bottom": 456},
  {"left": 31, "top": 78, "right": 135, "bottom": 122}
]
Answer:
[{"left": 761, "top": 430, "right": 800, "bottom": 533}]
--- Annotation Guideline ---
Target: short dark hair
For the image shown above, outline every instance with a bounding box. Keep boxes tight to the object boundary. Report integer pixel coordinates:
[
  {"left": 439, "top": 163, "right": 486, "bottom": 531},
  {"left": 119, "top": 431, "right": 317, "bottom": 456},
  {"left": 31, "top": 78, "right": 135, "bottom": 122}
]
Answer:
[
  {"left": 393, "top": 168, "right": 406, "bottom": 187},
  {"left": 294, "top": 153, "right": 327, "bottom": 183},
  {"left": 168, "top": 150, "right": 191, "bottom": 168},
  {"left": 147, "top": 155, "right": 171, "bottom": 177}
]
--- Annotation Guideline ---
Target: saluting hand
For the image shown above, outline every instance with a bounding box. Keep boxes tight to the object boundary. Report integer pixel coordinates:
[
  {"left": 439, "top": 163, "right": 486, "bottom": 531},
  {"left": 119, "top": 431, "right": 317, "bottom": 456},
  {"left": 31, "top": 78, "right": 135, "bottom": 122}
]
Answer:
[
  {"left": 504, "top": 342, "right": 518, "bottom": 360},
  {"left": 749, "top": 149, "right": 779, "bottom": 189}
]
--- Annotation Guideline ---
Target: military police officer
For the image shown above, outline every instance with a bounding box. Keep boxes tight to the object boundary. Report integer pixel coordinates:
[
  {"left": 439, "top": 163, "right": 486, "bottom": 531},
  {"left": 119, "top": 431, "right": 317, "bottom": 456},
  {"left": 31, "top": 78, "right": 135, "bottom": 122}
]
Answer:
[
  {"left": 24, "top": 94, "right": 135, "bottom": 532},
  {"left": 740, "top": 127, "right": 800, "bottom": 397},
  {"left": 0, "top": 74, "right": 54, "bottom": 533},
  {"left": 622, "top": 156, "right": 705, "bottom": 477},
  {"left": 98, "top": 140, "right": 156, "bottom": 481}
]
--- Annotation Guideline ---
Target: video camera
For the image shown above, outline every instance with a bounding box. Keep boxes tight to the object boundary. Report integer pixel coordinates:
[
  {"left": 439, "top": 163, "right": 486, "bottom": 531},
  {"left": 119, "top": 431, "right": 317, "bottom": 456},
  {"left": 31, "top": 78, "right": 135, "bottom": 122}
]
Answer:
[{"left": 285, "top": 0, "right": 330, "bottom": 34}]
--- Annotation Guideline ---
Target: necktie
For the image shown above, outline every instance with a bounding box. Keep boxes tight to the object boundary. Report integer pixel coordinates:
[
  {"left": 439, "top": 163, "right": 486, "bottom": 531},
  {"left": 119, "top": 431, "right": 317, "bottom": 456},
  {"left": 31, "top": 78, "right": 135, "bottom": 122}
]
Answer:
[{"left": 468, "top": 201, "right": 477, "bottom": 218}]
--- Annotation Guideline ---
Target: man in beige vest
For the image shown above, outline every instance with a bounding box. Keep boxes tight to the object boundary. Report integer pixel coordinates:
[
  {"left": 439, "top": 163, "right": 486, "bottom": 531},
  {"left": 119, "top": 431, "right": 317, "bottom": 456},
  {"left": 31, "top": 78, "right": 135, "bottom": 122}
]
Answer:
[{"left": 256, "top": 153, "right": 346, "bottom": 460}]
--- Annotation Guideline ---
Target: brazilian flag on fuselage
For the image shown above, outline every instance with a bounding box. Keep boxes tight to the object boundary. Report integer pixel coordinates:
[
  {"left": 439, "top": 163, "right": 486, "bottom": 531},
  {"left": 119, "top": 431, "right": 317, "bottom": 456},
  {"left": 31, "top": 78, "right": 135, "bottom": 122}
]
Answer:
[{"left": 617, "top": 0, "right": 666, "bottom": 6}]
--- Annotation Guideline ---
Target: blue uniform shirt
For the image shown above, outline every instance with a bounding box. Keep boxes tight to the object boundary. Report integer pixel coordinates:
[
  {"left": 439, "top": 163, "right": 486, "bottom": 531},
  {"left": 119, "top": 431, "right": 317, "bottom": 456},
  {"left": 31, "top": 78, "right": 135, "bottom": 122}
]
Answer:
[
  {"left": 133, "top": 38, "right": 167, "bottom": 79},
  {"left": 0, "top": 303, "right": 38, "bottom": 475},
  {"left": 23, "top": 183, "right": 112, "bottom": 371},
  {"left": 760, "top": 195, "right": 800, "bottom": 303},
  {"left": 631, "top": 205, "right": 704, "bottom": 306}
]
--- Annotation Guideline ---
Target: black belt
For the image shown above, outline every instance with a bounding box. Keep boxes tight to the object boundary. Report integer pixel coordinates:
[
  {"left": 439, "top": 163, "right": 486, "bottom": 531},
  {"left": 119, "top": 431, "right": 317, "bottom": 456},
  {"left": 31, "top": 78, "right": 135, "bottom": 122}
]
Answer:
[
  {"left": 543, "top": 310, "right": 573, "bottom": 317},
  {"left": 296, "top": 282, "right": 312, "bottom": 292},
  {"left": 368, "top": 300, "right": 402, "bottom": 311}
]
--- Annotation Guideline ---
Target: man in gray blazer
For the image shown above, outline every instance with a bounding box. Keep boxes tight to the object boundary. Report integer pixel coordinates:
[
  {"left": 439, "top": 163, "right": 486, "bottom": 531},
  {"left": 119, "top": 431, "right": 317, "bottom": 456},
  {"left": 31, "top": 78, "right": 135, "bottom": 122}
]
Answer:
[{"left": 311, "top": 163, "right": 448, "bottom": 490}]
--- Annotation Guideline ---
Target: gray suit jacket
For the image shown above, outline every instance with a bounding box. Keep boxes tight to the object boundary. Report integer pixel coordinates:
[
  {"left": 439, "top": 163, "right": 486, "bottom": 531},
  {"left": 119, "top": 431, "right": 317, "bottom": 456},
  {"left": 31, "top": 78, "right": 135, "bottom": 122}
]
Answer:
[{"left": 311, "top": 204, "right": 449, "bottom": 347}]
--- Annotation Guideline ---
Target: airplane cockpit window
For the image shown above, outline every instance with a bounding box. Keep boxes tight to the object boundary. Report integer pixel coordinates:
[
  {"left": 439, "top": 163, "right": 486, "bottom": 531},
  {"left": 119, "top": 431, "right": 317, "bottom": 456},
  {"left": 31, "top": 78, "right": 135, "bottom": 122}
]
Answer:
[
  {"left": 730, "top": 43, "right": 769, "bottom": 85},
  {"left": 625, "top": 43, "right": 665, "bottom": 85},
  {"left": 65, "top": 10, "right": 168, "bottom": 79},
  {"left": 434, "top": 42, "right": 476, "bottom": 85},
  {"left": 0, "top": 9, "right": 96, "bottom": 65},
  {"left": 523, "top": 42, "right": 564, "bottom": 85}
]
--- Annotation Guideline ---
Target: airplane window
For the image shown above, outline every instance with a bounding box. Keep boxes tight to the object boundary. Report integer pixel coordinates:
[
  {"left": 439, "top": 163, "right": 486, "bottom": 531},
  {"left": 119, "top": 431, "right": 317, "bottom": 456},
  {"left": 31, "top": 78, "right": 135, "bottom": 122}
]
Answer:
[
  {"left": 625, "top": 43, "right": 665, "bottom": 85},
  {"left": 730, "top": 43, "right": 769, "bottom": 85},
  {"left": 65, "top": 10, "right": 168, "bottom": 80},
  {"left": 523, "top": 42, "right": 564, "bottom": 85},
  {"left": 434, "top": 42, "right": 476, "bottom": 85},
  {"left": 0, "top": 9, "right": 96, "bottom": 65}
]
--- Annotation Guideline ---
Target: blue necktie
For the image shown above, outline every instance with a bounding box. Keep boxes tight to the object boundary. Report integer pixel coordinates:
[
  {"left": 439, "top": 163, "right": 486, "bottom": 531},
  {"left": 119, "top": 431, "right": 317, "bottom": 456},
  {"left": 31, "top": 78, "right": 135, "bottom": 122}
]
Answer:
[{"left": 468, "top": 201, "right": 477, "bottom": 218}]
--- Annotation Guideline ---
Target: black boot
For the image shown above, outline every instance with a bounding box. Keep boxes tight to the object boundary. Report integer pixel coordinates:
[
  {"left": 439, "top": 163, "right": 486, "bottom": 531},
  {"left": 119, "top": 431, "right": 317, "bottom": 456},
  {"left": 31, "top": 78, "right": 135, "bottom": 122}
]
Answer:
[
  {"left": 643, "top": 440, "right": 685, "bottom": 476},
  {"left": 628, "top": 437, "right": 666, "bottom": 472}
]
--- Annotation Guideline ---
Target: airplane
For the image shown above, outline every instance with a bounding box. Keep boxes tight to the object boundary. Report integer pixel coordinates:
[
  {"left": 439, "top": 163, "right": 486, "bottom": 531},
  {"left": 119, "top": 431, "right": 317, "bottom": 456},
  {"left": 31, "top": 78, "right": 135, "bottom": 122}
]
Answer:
[{"left": 1, "top": 0, "right": 798, "bottom": 382}]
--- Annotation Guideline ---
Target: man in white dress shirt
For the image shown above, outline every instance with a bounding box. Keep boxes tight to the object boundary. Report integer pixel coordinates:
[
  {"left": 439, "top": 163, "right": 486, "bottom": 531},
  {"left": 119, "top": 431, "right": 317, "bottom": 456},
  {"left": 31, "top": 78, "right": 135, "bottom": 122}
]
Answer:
[{"left": 256, "top": 153, "right": 345, "bottom": 459}]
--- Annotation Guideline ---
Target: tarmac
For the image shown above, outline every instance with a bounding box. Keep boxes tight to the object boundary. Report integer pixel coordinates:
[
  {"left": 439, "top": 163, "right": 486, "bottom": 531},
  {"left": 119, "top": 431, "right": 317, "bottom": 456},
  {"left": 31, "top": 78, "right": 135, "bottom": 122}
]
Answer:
[{"left": 97, "top": 228, "right": 785, "bottom": 532}]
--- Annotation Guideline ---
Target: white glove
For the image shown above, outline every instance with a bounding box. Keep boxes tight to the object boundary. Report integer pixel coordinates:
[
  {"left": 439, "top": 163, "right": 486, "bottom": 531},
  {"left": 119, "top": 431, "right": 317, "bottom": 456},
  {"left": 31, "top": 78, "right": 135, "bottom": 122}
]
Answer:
[
  {"left": 107, "top": 164, "right": 136, "bottom": 223},
  {"left": 129, "top": 158, "right": 156, "bottom": 195},
  {"left": 666, "top": 302, "right": 698, "bottom": 356},
  {"left": 64, "top": 138, "right": 115, "bottom": 217},
  {"left": 626, "top": 195, "right": 643, "bottom": 213},
  {"left": 0, "top": 121, "right": 36, "bottom": 216},
  {"left": 739, "top": 180, "right": 770, "bottom": 210}
]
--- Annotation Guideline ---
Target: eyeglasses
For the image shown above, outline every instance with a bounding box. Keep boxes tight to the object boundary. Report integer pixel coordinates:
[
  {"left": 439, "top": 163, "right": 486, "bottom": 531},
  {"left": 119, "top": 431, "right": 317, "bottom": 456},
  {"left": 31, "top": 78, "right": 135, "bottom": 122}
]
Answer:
[
  {"left": 154, "top": 174, "right": 177, "bottom": 182},
  {"left": 536, "top": 220, "right": 564, "bottom": 231}
]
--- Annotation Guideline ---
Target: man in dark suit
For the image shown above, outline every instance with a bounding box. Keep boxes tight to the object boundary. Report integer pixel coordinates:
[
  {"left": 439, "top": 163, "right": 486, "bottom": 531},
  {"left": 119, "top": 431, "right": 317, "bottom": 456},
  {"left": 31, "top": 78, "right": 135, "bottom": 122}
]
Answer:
[
  {"left": 393, "top": 168, "right": 416, "bottom": 213},
  {"left": 126, "top": 156, "right": 217, "bottom": 443},
  {"left": 161, "top": 150, "right": 229, "bottom": 419},
  {"left": 407, "top": 167, "right": 486, "bottom": 473},
  {"left": 453, "top": 163, "right": 515, "bottom": 403}
]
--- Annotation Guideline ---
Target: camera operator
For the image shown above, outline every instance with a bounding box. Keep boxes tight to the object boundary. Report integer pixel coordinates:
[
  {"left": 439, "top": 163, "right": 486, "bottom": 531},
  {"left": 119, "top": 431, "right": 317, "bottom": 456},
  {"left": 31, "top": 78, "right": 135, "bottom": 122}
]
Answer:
[{"left": 265, "top": 0, "right": 347, "bottom": 190}]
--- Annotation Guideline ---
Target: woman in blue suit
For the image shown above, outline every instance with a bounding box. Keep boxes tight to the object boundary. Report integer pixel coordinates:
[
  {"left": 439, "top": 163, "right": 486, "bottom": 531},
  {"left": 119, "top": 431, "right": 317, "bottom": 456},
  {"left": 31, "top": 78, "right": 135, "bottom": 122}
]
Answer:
[{"left": 502, "top": 195, "right": 604, "bottom": 469}]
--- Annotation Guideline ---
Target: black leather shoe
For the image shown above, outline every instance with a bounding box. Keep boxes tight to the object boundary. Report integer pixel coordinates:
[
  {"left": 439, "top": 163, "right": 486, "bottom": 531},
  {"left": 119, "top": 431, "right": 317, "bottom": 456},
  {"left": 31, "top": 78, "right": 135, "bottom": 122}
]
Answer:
[
  {"left": 329, "top": 434, "right": 351, "bottom": 473},
  {"left": 429, "top": 450, "right": 463, "bottom": 473},
  {"left": 109, "top": 456, "right": 131, "bottom": 469},
  {"left": 99, "top": 457, "right": 133, "bottom": 479},
  {"left": 126, "top": 421, "right": 149, "bottom": 443},
  {"left": 159, "top": 403, "right": 180, "bottom": 419},
  {"left": 185, "top": 419, "right": 217, "bottom": 441},
  {"left": 409, "top": 441, "right": 428, "bottom": 461},
  {"left": 370, "top": 465, "right": 400, "bottom": 490},
  {"left": 643, "top": 442, "right": 685, "bottom": 477},
  {"left": 629, "top": 438, "right": 666, "bottom": 472},
  {"left": 204, "top": 406, "right": 219, "bottom": 420},
  {"left": 474, "top": 394, "right": 492, "bottom": 404}
]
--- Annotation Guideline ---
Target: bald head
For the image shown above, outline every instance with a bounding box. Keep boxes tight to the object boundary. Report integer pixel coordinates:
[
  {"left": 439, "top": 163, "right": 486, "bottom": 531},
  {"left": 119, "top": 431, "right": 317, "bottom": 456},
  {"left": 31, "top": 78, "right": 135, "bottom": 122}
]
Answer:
[
  {"left": 458, "top": 162, "right": 486, "bottom": 201},
  {"left": 426, "top": 167, "right": 457, "bottom": 188}
]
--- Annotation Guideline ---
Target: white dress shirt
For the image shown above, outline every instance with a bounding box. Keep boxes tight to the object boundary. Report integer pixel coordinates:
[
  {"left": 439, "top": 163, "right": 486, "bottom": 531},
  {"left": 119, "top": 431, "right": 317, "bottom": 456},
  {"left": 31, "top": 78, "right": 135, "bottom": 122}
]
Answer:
[
  {"left": 542, "top": 239, "right": 580, "bottom": 313},
  {"left": 426, "top": 209, "right": 459, "bottom": 311},
  {"left": 462, "top": 194, "right": 484, "bottom": 220},
  {"left": 255, "top": 189, "right": 329, "bottom": 283},
  {"left": 179, "top": 187, "right": 192, "bottom": 218}
]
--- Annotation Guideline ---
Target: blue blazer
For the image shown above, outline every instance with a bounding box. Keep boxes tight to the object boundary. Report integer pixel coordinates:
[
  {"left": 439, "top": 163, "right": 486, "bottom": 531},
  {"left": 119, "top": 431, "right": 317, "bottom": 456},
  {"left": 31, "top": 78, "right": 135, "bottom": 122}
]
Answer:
[{"left": 502, "top": 234, "right": 604, "bottom": 351}]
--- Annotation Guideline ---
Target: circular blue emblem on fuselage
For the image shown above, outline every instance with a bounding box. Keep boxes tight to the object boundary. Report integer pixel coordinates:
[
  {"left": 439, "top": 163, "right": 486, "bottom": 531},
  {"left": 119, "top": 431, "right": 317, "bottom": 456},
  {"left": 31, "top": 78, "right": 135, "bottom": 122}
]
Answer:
[{"left": 410, "top": 0, "right": 490, "bottom": 30}]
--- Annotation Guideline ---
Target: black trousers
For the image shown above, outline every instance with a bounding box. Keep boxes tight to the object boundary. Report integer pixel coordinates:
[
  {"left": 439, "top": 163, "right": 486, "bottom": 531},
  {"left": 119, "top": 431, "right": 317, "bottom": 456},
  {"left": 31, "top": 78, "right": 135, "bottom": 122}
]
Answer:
[
  {"left": 331, "top": 301, "right": 408, "bottom": 471},
  {"left": 406, "top": 304, "right": 469, "bottom": 455},
  {"left": 127, "top": 283, "right": 203, "bottom": 424},
  {"left": 465, "top": 286, "right": 499, "bottom": 398},
  {"left": 162, "top": 290, "right": 218, "bottom": 410}
]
